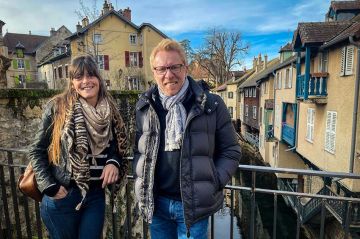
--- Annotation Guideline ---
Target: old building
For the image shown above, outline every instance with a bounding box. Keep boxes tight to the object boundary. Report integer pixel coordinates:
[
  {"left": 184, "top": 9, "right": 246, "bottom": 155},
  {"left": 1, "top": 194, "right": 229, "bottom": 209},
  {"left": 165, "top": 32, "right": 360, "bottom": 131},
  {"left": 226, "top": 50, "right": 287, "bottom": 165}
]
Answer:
[{"left": 67, "top": 1, "right": 167, "bottom": 90}]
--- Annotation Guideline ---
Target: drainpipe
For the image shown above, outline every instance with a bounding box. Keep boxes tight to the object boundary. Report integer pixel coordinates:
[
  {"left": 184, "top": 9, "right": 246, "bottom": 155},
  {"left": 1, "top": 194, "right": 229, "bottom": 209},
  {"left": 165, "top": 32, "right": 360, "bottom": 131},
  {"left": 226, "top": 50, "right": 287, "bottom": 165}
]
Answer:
[{"left": 348, "top": 36, "right": 360, "bottom": 173}]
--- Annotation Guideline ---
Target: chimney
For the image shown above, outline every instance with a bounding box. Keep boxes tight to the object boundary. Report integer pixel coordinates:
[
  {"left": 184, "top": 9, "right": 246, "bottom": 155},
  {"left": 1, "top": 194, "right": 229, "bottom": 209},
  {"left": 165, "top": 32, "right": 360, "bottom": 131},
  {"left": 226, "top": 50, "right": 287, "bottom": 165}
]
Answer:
[
  {"left": 0, "top": 20, "right": 5, "bottom": 37},
  {"left": 81, "top": 16, "right": 89, "bottom": 27},
  {"left": 264, "top": 54, "right": 268, "bottom": 69},
  {"left": 103, "top": 0, "right": 110, "bottom": 14},
  {"left": 50, "top": 27, "right": 56, "bottom": 36},
  {"left": 123, "top": 7, "right": 132, "bottom": 22},
  {"left": 76, "top": 22, "right": 82, "bottom": 32}
]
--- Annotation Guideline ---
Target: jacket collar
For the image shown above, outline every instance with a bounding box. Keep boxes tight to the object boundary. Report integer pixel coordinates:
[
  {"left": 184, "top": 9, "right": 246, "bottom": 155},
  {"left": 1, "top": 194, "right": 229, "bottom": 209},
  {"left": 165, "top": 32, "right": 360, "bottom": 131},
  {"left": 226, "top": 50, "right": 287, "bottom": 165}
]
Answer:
[{"left": 137, "top": 77, "right": 219, "bottom": 114}]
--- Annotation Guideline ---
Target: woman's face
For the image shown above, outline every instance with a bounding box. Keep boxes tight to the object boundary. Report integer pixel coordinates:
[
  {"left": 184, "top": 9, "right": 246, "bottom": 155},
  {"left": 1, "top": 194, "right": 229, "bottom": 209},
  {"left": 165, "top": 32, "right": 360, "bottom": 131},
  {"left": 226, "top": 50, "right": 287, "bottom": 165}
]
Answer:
[{"left": 72, "top": 71, "right": 100, "bottom": 107}]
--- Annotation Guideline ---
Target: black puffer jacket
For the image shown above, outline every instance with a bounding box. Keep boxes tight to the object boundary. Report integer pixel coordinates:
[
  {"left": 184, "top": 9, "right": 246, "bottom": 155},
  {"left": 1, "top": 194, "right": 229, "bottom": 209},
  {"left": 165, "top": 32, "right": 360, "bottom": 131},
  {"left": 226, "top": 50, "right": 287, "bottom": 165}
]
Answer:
[{"left": 133, "top": 77, "right": 241, "bottom": 228}]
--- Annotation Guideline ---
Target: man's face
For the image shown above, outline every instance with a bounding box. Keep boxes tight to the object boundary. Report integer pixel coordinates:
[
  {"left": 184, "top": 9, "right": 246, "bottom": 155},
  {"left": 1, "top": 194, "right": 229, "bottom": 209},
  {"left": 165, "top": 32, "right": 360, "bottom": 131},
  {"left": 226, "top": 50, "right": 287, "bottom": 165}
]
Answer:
[{"left": 152, "top": 50, "right": 187, "bottom": 96}]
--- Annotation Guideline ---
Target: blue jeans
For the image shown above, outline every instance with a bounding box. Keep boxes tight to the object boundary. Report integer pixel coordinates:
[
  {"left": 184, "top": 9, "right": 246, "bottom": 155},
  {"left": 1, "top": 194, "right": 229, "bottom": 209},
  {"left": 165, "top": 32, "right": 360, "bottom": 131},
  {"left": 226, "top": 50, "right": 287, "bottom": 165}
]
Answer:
[
  {"left": 150, "top": 196, "right": 209, "bottom": 239},
  {"left": 40, "top": 186, "right": 105, "bottom": 239}
]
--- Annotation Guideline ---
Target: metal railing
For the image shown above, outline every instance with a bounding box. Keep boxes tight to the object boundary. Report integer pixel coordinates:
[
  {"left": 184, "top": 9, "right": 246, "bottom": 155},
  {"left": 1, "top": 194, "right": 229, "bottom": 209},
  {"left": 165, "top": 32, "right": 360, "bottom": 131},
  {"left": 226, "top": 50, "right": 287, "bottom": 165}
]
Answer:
[{"left": 1, "top": 147, "right": 360, "bottom": 239}]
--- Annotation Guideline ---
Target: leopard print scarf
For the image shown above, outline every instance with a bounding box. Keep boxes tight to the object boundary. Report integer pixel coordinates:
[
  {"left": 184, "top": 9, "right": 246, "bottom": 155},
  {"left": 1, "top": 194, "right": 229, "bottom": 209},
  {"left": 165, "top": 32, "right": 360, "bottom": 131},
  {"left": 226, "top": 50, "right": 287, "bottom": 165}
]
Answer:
[{"left": 62, "top": 97, "right": 128, "bottom": 210}]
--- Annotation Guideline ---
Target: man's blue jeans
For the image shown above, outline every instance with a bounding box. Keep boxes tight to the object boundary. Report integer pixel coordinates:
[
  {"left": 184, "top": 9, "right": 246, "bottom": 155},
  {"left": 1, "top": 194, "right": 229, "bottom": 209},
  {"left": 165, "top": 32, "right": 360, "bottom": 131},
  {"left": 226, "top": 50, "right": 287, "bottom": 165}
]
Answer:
[
  {"left": 150, "top": 196, "right": 209, "bottom": 239},
  {"left": 40, "top": 186, "right": 105, "bottom": 239}
]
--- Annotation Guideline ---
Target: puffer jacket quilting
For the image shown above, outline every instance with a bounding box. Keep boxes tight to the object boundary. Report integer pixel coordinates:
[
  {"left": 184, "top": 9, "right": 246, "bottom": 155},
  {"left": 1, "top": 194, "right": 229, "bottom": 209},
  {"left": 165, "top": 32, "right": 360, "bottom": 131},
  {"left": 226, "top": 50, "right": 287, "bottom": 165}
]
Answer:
[{"left": 133, "top": 77, "right": 241, "bottom": 227}]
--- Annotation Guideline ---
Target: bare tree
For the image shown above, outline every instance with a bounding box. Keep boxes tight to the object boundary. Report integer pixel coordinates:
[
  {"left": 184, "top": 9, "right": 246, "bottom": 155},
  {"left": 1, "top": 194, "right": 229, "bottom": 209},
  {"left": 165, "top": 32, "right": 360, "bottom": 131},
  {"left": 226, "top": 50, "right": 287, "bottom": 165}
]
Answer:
[
  {"left": 75, "top": 0, "right": 100, "bottom": 21},
  {"left": 193, "top": 28, "right": 249, "bottom": 87}
]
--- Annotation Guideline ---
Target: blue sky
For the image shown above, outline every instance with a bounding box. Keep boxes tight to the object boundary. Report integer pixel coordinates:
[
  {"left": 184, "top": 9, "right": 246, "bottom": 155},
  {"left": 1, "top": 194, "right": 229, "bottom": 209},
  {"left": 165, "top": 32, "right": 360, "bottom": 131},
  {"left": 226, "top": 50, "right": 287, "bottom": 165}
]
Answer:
[{"left": 0, "top": 0, "right": 333, "bottom": 68}]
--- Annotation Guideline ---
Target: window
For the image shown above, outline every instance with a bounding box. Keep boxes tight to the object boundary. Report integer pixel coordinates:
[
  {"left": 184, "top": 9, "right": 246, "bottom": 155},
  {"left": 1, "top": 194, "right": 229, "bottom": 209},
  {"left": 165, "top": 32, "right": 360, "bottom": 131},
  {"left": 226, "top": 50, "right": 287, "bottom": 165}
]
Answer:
[
  {"left": 97, "top": 55, "right": 104, "bottom": 69},
  {"left": 245, "top": 89, "right": 248, "bottom": 97},
  {"left": 129, "top": 52, "right": 139, "bottom": 67},
  {"left": 65, "top": 65, "right": 69, "bottom": 78},
  {"left": 97, "top": 55, "right": 109, "bottom": 70},
  {"left": 253, "top": 88, "right": 256, "bottom": 97},
  {"left": 128, "top": 77, "right": 140, "bottom": 90},
  {"left": 253, "top": 106, "right": 257, "bottom": 119},
  {"left": 285, "top": 68, "right": 290, "bottom": 88},
  {"left": 18, "top": 75, "right": 25, "bottom": 85},
  {"left": 93, "top": 33, "right": 102, "bottom": 44},
  {"left": 245, "top": 105, "right": 249, "bottom": 117},
  {"left": 228, "top": 107, "right": 233, "bottom": 118},
  {"left": 16, "top": 49, "right": 24, "bottom": 58},
  {"left": 340, "top": 45, "right": 354, "bottom": 76},
  {"left": 249, "top": 88, "right": 252, "bottom": 97},
  {"left": 325, "top": 111, "right": 337, "bottom": 154},
  {"left": 129, "top": 34, "right": 137, "bottom": 45},
  {"left": 306, "top": 108, "right": 315, "bottom": 142},
  {"left": 318, "top": 51, "right": 328, "bottom": 72},
  {"left": 228, "top": 92, "right": 233, "bottom": 99},
  {"left": 58, "top": 66, "right": 63, "bottom": 79},
  {"left": 17, "top": 59, "right": 25, "bottom": 69},
  {"left": 259, "top": 107, "right": 263, "bottom": 125},
  {"left": 53, "top": 67, "right": 57, "bottom": 79}
]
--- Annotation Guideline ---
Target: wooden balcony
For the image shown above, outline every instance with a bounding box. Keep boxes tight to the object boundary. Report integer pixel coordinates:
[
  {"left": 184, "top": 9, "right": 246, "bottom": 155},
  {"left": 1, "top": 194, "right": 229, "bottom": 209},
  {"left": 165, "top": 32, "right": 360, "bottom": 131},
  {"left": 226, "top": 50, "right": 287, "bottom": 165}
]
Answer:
[{"left": 297, "top": 73, "right": 328, "bottom": 104}]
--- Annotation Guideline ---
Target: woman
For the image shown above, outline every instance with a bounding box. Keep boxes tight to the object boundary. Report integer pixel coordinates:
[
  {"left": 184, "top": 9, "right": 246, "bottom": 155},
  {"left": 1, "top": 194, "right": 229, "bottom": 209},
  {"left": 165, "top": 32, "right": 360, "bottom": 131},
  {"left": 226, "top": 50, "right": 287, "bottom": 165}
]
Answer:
[{"left": 29, "top": 55, "right": 128, "bottom": 239}]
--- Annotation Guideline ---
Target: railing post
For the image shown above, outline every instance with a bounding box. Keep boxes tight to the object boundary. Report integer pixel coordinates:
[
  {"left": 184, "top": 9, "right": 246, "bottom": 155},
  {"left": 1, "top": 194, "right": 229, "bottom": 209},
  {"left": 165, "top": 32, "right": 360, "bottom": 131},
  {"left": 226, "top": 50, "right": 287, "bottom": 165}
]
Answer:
[
  {"left": 126, "top": 181, "right": 132, "bottom": 239},
  {"left": 7, "top": 152, "right": 22, "bottom": 239},
  {"left": 250, "top": 171, "right": 256, "bottom": 239},
  {"left": 272, "top": 193, "right": 278, "bottom": 239},
  {"left": 344, "top": 201, "right": 352, "bottom": 239},
  {"left": 320, "top": 199, "right": 326, "bottom": 239},
  {"left": 296, "top": 196, "right": 301, "bottom": 239},
  {"left": 230, "top": 177, "right": 234, "bottom": 239},
  {"left": 111, "top": 185, "right": 118, "bottom": 239},
  {"left": 0, "top": 164, "right": 11, "bottom": 239}
]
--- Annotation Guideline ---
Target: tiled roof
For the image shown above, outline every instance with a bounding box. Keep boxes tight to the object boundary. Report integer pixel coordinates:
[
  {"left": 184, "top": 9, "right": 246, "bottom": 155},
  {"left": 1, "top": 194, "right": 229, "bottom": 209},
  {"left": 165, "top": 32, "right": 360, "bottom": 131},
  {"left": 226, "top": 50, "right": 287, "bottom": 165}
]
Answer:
[
  {"left": 228, "top": 69, "right": 254, "bottom": 85},
  {"left": 293, "top": 21, "right": 352, "bottom": 46},
  {"left": 239, "top": 58, "right": 279, "bottom": 88},
  {"left": 3, "top": 33, "right": 49, "bottom": 54},
  {"left": 279, "top": 43, "right": 292, "bottom": 52},
  {"left": 323, "top": 21, "right": 360, "bottom": 48},
  {"left": 68, "top": 10, "right": 168, "bottom": 40},
  {"left": 330, "top": 1, "right": 360, "bottom": 11},
  {"left": 213, "top": 83, "right": 227, "bottom": 92}
]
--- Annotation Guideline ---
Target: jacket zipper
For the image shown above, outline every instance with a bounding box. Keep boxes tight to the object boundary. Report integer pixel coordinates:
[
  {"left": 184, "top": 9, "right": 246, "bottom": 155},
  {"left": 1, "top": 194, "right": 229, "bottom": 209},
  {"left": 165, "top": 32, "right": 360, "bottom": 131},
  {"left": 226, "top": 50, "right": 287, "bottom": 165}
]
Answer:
[{"left": 179, "top": 106, "right": 201, "bottom": 237}]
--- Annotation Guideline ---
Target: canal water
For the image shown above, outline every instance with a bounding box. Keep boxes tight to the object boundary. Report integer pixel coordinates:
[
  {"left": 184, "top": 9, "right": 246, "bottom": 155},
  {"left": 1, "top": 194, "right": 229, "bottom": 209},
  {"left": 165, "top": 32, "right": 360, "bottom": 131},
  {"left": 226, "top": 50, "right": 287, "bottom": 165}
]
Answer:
[{"left": 212, "top": 205, "right": 243, "bottom": 238}]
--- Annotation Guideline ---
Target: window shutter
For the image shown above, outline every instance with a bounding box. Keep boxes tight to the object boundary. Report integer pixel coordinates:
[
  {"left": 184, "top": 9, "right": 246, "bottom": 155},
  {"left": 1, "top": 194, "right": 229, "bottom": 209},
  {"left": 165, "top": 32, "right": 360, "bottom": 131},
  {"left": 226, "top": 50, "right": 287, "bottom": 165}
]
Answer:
[
  {"left": 325, "top": 111, "right": 337, "bottom": 153},
  {"left": 289, "top": 67, "right": 293, "bottom": 88},
  {"left": 104, "top": 55, "right": 109, "bottom": 70},
  {"left": 139, "top": 51, "right": 143, "bottom": 68},
  {"left": 125, "top": 51, "right": 130, "bottom": 67},
  {"left": 25, "top": 60, "right": 30, "bottom": 70},
  {"left": 13, "top": 59, "right": 18, "bottom": 69},
  {"left": 345, "top": 45, "right": 354, "bottom": 75},
  {"left": 340, "top": 47, "right": 346, "bottom": 76}
]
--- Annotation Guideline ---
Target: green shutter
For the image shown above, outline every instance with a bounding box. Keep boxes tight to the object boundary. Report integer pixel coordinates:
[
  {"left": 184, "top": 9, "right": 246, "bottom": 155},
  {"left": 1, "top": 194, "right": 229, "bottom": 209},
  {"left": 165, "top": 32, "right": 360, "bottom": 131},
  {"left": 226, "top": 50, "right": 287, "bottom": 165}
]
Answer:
[
  {"left": 14, "top": 76, "right": 19, "bottom": 86},
  {"left": 25, "top": 60, "right": 30, "bottom": 70},
  {"left": 13, "top": 59, "right": 18, "bottom": 69},
  {"left": 26, "top": 75, "right": 31, "bottom": 82}
]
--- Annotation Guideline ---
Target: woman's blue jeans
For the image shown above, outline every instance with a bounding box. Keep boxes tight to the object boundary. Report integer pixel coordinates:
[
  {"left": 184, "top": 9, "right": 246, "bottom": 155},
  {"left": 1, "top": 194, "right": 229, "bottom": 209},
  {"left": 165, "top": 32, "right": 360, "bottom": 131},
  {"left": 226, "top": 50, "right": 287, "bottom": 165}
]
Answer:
[
  {"left": 150, "top": 196, "right": 209, "bottom": 239},
  {"left": 40, "top": 186, "right": 105, "bottom": 239}
]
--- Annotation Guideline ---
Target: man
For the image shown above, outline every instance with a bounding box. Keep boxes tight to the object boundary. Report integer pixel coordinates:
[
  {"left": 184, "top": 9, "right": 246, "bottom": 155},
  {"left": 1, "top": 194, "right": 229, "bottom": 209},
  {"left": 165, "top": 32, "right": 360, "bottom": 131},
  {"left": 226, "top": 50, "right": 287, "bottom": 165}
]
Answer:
[{"left": 133, "top": 39, "right": 241, "bottom": 239}]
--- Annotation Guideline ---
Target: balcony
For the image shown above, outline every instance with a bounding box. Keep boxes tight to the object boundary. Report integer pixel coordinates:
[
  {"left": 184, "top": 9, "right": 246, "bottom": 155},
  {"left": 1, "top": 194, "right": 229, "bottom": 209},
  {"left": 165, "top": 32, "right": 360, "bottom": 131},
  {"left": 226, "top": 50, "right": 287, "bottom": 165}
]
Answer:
[
  {"left": 2, "top": 148, "right": 360, "bottom": 238},
  {"left": 282, "top": 123, "right": 295, "bottom": 147},
  {"left": 297, "top": 73, "right": 328, "bottom": 103},
  {"left": 244, "top": 132, "right": 259, "bottom": 147}
]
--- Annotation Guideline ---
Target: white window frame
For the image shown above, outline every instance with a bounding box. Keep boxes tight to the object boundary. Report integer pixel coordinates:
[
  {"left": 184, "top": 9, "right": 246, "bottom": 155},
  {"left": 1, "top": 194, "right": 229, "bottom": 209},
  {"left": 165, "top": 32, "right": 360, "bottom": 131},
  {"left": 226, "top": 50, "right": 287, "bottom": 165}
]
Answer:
[
  {"left": 253, "top": 106, "right": 257, "bottom": 119},
  {"left": 129, "top": 34, "right": 137, "bottom": 45},
  {"left": 318, "top": 51, "right": 328, "bottom": 72},
  {"left": 17, "top": 59, "right": 25, "bottom": 69},
  {"left": 253, "top": 88, "right": 256, "bottom": 97},
  {"left": 245, "top": 89, "right": 248, "bottom": 97},
  {"left": 128, "top": 76, "right": 140, "bottom": 90},
  {"left": 325, "top": 111, "right": 337, "bottom": 154},
  {"left": 130, "top": 52, "right": 139, "bottom": 67},
  {"left": 245, "top": 104, "right": 249, "bottom": 117},
  {"left": 306, "top": 108, "right": 315, "bottom": 143},
  {"left": 97, "top": 55, "right": 104, "bottom": 69},
  {"left": 93, "top": 33, "right": 103, "bottom": 44}
]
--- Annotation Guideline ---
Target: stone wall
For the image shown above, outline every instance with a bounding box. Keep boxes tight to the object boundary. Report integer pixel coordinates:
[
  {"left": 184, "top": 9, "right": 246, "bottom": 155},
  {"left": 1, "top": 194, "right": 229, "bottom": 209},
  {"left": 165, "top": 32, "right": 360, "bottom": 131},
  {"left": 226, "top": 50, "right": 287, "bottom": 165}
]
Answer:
[{"left": 0, "top": 88, "right": 142, "bottom": 238}]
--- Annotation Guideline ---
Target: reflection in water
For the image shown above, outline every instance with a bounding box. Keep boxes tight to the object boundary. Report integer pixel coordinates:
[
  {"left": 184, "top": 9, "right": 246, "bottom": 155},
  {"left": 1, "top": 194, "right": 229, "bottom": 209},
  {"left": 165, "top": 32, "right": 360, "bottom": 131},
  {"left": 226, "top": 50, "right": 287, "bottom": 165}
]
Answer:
[{"left": 212, "top": 203, "right": 242, "bottom": 239}]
